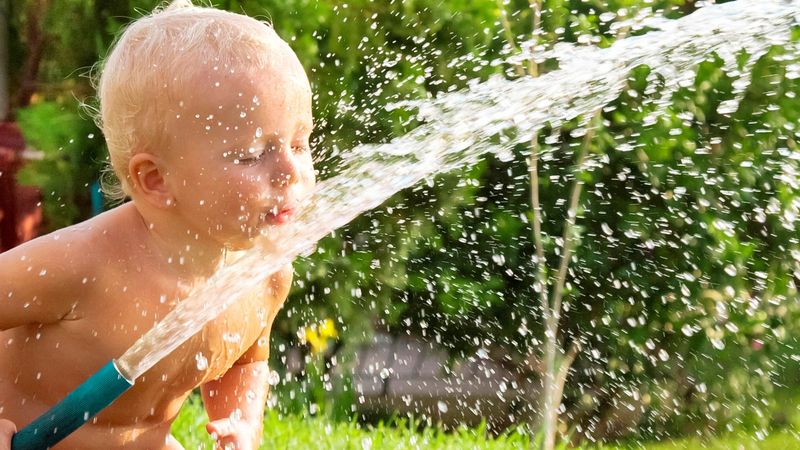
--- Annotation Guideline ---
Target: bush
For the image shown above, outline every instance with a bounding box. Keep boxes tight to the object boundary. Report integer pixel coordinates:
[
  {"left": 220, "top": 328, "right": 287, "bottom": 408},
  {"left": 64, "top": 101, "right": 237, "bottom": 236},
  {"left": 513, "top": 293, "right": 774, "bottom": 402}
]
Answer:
[{"left": 9, "top": 0, "right": 800, "bottom": 441}]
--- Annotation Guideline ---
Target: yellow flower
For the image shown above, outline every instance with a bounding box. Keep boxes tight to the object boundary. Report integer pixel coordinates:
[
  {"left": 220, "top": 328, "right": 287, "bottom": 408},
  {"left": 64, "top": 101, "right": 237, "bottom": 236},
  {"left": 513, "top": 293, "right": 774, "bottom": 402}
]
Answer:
[
  {"left": 303, "top": 319, "right": 338, "bottom": 354},
  {"left": 305, "top": 328, "right": 325, "bottom": 354},
  {"left": 319, "top": 319, "right": 338, "bottom": 340}
]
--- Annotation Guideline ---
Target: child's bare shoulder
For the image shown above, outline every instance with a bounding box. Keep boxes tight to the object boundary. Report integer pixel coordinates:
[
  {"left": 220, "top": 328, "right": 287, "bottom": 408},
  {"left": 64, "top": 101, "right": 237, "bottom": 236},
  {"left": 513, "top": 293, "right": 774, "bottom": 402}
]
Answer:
[{"left": 0, "top": 204, "right": 139, "bottom": 329}]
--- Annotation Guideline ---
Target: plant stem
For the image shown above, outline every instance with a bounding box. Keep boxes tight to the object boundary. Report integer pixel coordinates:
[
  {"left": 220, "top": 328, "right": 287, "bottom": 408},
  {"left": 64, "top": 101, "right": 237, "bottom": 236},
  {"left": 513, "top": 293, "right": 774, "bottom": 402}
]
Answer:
[
  {"left": 541, "top": 127, "right": 590, "bottom": 450},
  {"left": 530, "top": 137, "right": 550, "bottom": 327},
  {"left": 528, "top": 0, "right": 541, "bottom": 77},
  {"left": 496, "top": 0, "right": 525, "bottom": 77},
  {"left": 549, "top": 119, "right": 594, "bottom": 324},
  {"left": 496, "top": 2, "right": 585, "bottom": 448}
]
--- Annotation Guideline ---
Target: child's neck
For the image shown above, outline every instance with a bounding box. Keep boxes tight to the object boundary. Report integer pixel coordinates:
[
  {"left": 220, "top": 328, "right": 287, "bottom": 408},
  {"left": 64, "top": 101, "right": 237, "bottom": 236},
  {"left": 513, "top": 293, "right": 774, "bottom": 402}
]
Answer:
[{"left": 128, "top": 203, "right": 228, "bottom": 283}]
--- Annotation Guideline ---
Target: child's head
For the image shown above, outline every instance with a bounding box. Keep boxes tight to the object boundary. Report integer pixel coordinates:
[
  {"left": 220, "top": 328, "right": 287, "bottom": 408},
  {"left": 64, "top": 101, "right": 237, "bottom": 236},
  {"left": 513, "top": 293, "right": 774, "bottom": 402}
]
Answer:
[{"left": 97, "top": 0, "right": 315, "bottom": 249}]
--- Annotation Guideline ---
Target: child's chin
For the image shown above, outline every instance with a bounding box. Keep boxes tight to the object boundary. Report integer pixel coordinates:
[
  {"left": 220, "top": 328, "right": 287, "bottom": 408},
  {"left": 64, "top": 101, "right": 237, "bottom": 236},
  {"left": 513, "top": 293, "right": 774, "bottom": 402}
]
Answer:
[
  {"left": 223, "top": 231, "right": 260, "bottom": 251},
  {"left": 224, "top": 223, "right": 286, "bottom": 252},
  {"left": 227, "top": 240, "right": 257, "bottom": 251}
]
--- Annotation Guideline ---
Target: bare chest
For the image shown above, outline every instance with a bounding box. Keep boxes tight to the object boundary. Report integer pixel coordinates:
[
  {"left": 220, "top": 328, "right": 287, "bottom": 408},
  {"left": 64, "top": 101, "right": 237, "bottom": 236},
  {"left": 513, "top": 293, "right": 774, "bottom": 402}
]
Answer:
[{"left": 105, "top": 285, "right": 271, "bottom": 380}]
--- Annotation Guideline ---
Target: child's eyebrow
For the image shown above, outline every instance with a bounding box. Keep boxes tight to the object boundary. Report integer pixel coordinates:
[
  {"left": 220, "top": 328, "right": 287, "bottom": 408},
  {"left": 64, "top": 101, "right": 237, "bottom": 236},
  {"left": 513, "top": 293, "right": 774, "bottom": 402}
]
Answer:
[{"left": 224, "top": 124, "right": 313, "bottom": 151}]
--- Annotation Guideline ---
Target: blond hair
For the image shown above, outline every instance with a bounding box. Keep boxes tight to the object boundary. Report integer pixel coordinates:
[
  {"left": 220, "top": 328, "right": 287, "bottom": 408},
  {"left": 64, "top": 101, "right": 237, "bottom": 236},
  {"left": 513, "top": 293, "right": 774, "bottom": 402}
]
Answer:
[{"left": 94, "top": 0, "right": 277, "bottom": 202}]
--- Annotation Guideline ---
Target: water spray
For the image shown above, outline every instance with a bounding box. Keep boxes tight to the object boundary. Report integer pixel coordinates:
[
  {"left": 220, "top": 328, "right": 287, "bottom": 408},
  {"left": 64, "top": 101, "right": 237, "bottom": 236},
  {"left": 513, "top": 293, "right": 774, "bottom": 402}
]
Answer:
[{"left": 11, "top": 1, "right": 798, "bottom": 447}]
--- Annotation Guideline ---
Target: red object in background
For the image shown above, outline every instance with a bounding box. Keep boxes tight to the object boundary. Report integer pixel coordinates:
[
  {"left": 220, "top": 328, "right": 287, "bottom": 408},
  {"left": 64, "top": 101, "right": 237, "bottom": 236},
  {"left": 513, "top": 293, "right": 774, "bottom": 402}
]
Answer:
[{"left": 0, "top": 122, "right": 42, "bottom": 252}]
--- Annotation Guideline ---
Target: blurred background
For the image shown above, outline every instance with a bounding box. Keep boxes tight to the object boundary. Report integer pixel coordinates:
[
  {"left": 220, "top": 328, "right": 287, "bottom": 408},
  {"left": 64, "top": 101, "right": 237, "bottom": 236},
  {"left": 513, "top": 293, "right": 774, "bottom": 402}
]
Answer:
[{"left": 1, "top": 0, "right": 799, "bottom": 448}]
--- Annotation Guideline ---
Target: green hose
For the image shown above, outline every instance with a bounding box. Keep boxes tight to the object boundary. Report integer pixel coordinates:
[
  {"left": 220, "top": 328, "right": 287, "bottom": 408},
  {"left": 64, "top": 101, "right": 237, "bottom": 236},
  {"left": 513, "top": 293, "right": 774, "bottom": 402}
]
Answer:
[{"left": 10, "top": 360, "right": 133, "bottom": 450}]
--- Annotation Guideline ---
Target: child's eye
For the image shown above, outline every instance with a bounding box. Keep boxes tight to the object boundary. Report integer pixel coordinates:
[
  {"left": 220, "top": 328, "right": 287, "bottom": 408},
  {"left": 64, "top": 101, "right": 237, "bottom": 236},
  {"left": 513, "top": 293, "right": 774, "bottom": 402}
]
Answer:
[
  {"left": 292, "top": 146, "right": 310, "bottom": 154},
  {"left": 235, "top": 152, "right": 264, "bottom": 165}
]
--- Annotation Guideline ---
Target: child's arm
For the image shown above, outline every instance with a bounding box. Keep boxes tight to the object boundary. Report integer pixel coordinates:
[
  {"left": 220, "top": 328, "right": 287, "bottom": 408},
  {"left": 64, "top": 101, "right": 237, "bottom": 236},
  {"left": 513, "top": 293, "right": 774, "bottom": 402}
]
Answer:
[
  {"left": 0, "top": 236, "right": 85, "bottom": 330},
  {"left": 0, "top": 419, "right": 16, "bottom": 450},
  {"left": 201, "top": 336, "right": 271, "bottom": 450},
  {"left": 200, "top": 266, "right": 291, "bottom": 450}
]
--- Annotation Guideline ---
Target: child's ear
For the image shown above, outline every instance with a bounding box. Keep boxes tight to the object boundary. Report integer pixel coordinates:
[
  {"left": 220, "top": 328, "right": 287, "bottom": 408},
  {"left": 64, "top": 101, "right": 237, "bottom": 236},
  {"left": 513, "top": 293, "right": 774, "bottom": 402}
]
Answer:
[{"left": 128, "top": 153, "right": 174, "bottom": 208}]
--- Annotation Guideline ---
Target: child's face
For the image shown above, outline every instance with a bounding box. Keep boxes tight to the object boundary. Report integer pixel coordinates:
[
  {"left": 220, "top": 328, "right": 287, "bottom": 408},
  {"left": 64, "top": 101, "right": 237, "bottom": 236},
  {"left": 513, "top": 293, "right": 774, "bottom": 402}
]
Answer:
[{"left": 162, "top": 60, "right": 315, "bottom": 250}]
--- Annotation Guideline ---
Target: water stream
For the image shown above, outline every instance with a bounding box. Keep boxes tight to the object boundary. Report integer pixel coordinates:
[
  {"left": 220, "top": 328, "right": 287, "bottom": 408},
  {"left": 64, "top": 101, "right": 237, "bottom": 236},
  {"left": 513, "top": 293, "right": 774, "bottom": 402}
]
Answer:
[{"left": 117, "top": 0, "right": 800, "bottom": 381}]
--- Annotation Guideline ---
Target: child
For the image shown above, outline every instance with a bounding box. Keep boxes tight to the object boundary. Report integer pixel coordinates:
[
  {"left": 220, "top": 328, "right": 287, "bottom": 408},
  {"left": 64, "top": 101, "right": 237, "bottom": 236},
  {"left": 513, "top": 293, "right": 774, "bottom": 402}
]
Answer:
[
  {"left": 0, "top": 1, "right": 315, "bottom": 448},
  {"left": 0, "top": 420, "right": 12, "bottom": 449}
]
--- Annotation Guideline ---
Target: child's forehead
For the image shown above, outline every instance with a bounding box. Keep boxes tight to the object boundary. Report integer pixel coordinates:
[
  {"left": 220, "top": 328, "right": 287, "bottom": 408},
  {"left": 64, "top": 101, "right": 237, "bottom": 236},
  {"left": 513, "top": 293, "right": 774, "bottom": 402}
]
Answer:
[
  {"left": 187, "top": 47, "right": 309, "bottom": 96},
  {"left": 162, "top": 67, "right": 312, "bottom": 151},
  {"left": 178, "top": 69, "right": 310, "bottom": 120}
]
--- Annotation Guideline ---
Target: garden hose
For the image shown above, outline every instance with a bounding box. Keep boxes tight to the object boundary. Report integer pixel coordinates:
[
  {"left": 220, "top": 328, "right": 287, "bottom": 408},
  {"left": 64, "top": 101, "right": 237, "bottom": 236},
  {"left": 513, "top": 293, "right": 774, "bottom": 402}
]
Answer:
[{"left": 10, "top": 360, "right": 133, "bottom": 450}]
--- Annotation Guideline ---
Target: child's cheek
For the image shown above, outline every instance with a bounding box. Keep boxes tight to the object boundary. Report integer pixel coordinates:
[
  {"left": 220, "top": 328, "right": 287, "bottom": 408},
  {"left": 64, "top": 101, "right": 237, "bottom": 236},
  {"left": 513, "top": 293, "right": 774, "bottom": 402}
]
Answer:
[
  {"left": 234, "top": 168, "right": 264, "bottom": 185},
  {"left": 302, "top": 159, "right": 317, "bottom": 190}
]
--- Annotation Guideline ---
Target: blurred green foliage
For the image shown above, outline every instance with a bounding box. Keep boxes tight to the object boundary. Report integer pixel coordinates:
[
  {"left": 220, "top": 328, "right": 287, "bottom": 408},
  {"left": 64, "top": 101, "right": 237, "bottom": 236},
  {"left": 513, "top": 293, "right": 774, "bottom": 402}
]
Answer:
[
  {"left": 15, "top": 101, "right": 104, "bottom": 230},
  {"left": 5, "top": 0, "right": 800, "bottom": 443}
]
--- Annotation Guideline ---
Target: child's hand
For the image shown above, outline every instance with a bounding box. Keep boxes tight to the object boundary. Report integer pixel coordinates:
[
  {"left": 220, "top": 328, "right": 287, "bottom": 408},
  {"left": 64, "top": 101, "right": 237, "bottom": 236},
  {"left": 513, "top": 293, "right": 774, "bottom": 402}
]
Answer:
[
  {"left": 206, "top": 417, "right": 259, "bottom": 450},
  {"left": 0, "top": 419, "right": 16, "bottom": 450}
]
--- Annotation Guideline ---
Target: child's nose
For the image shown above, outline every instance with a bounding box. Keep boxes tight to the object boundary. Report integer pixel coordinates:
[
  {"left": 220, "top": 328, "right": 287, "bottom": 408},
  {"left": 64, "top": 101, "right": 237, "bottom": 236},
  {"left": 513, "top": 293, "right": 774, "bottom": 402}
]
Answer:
[{"left": 269, "top": 145, "right": 300, "bottom": 187}]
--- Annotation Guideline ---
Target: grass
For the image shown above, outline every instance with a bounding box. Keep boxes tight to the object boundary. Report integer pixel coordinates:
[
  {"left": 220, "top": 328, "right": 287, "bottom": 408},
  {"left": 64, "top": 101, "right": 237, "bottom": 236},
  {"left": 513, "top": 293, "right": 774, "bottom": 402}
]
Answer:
[
  {"left": 171, "top": 395, "right": 534, "bottom": 449},
  {"left": 171, "top": 396, "right": 800, "bottom": 449},
  {"left": 598, "top": 429, "right": 800, "bottom": 450}
]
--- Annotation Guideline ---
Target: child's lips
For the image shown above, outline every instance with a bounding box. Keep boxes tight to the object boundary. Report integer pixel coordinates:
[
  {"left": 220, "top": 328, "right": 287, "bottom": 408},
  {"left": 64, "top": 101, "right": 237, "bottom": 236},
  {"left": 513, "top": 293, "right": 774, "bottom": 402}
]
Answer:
[{"left": 260, "top": 207, "right": 294, "bottom": 225}]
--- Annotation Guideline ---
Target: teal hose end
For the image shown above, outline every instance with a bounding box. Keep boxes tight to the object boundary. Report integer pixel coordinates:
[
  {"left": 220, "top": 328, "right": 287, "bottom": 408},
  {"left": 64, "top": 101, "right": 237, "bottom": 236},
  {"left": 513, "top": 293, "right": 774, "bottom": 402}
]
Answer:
[{"left": 11, "top": 360, "right": 133, "bottom": 450}]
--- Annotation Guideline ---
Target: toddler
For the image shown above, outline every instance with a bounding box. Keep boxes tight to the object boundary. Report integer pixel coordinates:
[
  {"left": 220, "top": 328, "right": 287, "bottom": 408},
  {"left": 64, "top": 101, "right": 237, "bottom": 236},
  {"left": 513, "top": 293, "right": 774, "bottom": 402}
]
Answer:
[{"left": 0, "top": 1, "right": 315, "bottom": 448}]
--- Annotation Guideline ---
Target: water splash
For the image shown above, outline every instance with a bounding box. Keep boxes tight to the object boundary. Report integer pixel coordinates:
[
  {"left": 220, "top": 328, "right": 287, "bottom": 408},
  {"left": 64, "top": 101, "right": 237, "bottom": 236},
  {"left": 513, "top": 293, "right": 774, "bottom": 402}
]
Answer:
[{"left": 117, "top": 0, "right": 799, "bottom": 380}]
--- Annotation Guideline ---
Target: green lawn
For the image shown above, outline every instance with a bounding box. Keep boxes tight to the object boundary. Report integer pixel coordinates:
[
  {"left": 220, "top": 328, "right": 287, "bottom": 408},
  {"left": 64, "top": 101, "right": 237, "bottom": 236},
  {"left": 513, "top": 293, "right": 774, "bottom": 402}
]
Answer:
[
  {"left": 171, "top": 396, "right": 800, "bottom": 449},
  {"left": 599, "top": 429, "right": 800, "bottom": 450},
  {"left": 172, "top": 395, "right": 534, "bottom": 449}
]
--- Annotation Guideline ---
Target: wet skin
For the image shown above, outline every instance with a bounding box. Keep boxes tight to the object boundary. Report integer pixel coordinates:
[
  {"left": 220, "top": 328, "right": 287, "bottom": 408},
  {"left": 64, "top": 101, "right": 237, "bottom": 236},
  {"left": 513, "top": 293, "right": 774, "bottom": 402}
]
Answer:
[
  {"left": 0, "top": 203, "right": 291, "bottom": 448},
  {"left": 0, "top": 33, "right": 315, "bottom": 449}
]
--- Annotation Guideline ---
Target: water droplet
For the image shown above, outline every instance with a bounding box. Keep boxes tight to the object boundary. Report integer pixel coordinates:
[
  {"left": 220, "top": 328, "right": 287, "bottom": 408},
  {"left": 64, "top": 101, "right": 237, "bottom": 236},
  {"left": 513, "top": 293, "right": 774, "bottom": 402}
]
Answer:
[
  {"left": 223, "top": 332, "right": 241, "bottom": 343},
  {"left": 267, "top": 370, "right": 280, "bottom": 386},
  {"left": 195, "top": 352, "right": 208, "bottom": 371},
  {"left": 599, "top": 12, "right": 616, "bottom": 22}
]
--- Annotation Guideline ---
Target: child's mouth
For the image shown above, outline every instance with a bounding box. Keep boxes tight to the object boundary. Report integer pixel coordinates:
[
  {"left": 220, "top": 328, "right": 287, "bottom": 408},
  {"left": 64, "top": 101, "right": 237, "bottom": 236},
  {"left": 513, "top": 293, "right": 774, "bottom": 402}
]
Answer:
[{"left": 260, "top": 207, "right": 294, "bottom": 226}]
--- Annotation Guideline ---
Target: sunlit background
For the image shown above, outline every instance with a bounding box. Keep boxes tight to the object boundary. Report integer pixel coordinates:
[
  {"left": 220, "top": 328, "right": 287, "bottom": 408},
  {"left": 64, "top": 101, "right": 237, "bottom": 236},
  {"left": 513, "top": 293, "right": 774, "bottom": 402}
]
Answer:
[{"left": 1, "top": 1, "right": 799, "bottom": 448}]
